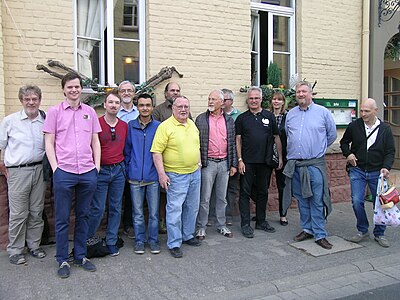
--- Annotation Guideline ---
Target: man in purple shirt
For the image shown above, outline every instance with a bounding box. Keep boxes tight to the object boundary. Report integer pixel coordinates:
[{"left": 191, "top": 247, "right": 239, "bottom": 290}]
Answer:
[{"left": 43, "top": 72, "right": 101, "bottom": 278}]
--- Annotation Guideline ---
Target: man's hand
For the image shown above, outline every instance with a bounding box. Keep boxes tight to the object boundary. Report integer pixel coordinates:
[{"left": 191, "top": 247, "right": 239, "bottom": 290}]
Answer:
[
  {"left": 346, "top": 153, "right": 358, "bottom": 167},
  {"left": 159, "top": 173, "right": 171, "bottom": 191},
  {"left": 380, "top": 168, "right": 390, "bottom": 179},
  {"left": 238, "top": 160, "right": 245, "bottom": 175},
  {"left": 229, "top": 167, "right": 237, "bottom": 176},
  {"left": 0, "top": 160, "right": 8, "bottom": 178}
]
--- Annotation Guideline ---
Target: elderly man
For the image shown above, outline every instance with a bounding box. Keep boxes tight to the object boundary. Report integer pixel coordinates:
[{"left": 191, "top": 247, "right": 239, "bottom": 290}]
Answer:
[
  {"left": 340, "top": 98, "right": 395, "bottom": 248},
  {"left": 44, "top": 72, "right": 101, "bottom": 278},
  {"left": 87, "top": 90, "right": 128, "bottom": 256},
  {"left": 125, "top": 93, "right": 161, "bottom": 255},
  {"left": 236, "top": 86, "right": 283, "bottom": 238},
  {"left": 195, "top": 90, "right": 237, "bottom": 240},
  {"left": 283, "top": 81, "right": 337, "bottom": 250},
  {"left": 151, "top": 96, "right": 201, "bottom": 258},
  {"left": 152, "top": 82, "right": 181, "bottom": 122},
  {"left": 152, "top": 82, "right": 183, "bottom": 234},
  {"left": 117, "top": 80, "right": 139, "bottom": 239},
  {"left": 0, "top": 85, "right": 47, "bottom": 265}
]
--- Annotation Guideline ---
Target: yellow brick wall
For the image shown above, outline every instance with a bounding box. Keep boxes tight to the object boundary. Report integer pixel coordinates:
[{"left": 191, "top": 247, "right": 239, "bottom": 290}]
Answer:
[
  {"left": 0, "top": 3, "right": 4, "bottom": 118},
  {"left": 0, "top": 0, "right": 364, "bottom": 119},
  {"left": 297, "top": 0, "right": 363, "bottom": 100},
  {"left": 147, "top": 0, "right": 251, "bottom": 117},
  {"left": 1, "top": 0, "right": 74, "bottom": 115}
]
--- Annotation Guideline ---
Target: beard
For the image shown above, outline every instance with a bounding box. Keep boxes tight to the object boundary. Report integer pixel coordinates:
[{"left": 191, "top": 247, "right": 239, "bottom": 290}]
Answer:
[{"left": 208, "top": 106, "right": 215, "bottom": 112}]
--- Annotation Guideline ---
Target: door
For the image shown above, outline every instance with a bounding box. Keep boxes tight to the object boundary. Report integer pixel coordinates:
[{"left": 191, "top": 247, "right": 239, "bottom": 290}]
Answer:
[{"left": 384, "top": 73, "right": 400, "bottom": 169}]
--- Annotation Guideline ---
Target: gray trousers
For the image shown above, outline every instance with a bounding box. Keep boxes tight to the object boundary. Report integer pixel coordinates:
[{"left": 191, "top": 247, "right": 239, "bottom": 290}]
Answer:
[
  {"left": 196, "top": 160, "right": 229, "bottom": 230},
  {"left": 7, "top": 165, "right": 45, "bottom": 256}
]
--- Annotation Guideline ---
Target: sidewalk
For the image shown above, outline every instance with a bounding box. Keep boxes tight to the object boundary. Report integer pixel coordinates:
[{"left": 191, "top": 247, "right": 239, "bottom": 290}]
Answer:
[{"left": 1, "top": 201, "right": 399, "bottom": 300}]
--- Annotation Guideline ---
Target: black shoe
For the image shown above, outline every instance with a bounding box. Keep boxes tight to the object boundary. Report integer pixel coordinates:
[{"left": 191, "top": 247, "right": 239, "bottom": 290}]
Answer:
[
  {"left": 315, "top": 238, "right": 333, "bottom": 250},
  {"left": 183, "top": 237, "right": 201, "bottom": 246},
  {"left": 57, "top": 262, "right": 70, "bottom": 278},
  {"left": 241, "top": 224, "right": 254, "bottom": 238},
  {"left": 293, "top": 231, "right": 314, "bottom": 242},
  {"left": 280, "top": 219, "right": 288, "bottom": 226},
  {"left": 169, "top": 247, "right": 183, "bottom": 258},
  {"left": 73, "top": 257, "right": 96, "bottom": 272},
  {"left": 255, "top": 221, "right": 276, "bottom": 233}
]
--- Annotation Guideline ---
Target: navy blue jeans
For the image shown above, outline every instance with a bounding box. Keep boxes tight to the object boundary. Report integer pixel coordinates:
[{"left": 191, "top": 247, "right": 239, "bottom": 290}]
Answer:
[
  {"left": 53, "top": 168, "right": 98, "bottom": 264},
  {"left": 87, "top": 163, "right": 125, "bottom": 245},
  {"left": 349, "top": 167, "right": 386, "bottom": 237}
]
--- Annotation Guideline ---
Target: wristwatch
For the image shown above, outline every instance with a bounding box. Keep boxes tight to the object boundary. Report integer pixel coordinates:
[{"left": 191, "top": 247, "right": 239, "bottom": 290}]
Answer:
[{"left": 238, "top": 158, "right": 242, "bottom": 162}]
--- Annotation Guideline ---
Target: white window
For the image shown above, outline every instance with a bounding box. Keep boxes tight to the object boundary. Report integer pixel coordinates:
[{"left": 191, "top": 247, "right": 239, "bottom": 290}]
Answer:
[
  {"left": 251, "top": 0, "right": 296, "bottom": 87},
  {"left": 75, "top": 0, "right": 145, "bottom": 86}
]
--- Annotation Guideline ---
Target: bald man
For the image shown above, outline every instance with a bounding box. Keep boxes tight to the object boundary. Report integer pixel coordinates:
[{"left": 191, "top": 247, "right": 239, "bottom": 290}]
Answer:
[{"left": 340, "top": 98, "right": 395, "bottom": 248}]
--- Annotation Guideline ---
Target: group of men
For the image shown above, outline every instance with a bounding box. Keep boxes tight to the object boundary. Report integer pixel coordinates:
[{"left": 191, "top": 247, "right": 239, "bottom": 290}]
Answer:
[{"left": 0, "top": 73, "right": 395, "bottom": 279}]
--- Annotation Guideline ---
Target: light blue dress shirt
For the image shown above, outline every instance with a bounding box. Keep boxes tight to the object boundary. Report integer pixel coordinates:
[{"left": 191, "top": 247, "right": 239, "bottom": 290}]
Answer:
[
  {"left": 285, "top": 102, "right": 336, "bottom": 160},
  {"left": 117, "top": 105, "right": 139, "bottom": 123}
]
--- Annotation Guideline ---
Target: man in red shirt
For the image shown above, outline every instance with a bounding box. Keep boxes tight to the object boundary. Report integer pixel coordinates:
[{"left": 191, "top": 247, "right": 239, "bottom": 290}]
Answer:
[{"left": 87, "top": 90, "right": 128, "bottom": 256}]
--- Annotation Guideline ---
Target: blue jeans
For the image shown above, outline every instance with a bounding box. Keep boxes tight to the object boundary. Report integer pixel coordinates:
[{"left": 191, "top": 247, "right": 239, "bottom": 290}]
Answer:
[
  {"left": 53, "top": 168, "right": 98, "bottom": 264},
  {"left": 292, "top": 166, "right": 326, "bottom": 240},
  {"left": 87, "top": 163, "right": 125, "bottom": 245},
  {"left": 130, "top": 182, "right": 160, "bottom": 244},
  {"left": 166, "top": 169, "right": 201, "bottom": 249},
  {"left": 349, "top": 167, "right": 385, "bottom": 237},
  {"left": 197, "top": 160, "right": 229, "bottom": 229}
]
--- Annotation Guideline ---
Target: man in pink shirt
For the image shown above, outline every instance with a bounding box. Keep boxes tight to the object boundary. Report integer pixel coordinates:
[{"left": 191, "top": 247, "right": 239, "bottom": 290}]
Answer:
[
  {"left": 194, "top": 90, "right": 237, "bottom": 240},
  {"left": 43, "top": 72, "right": 101, "bottom": 279}
]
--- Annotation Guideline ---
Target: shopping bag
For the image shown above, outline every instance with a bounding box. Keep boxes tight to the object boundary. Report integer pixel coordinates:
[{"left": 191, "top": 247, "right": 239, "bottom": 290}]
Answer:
[{"left": 373, "top": 174, "right": 400, "bottom": 227}]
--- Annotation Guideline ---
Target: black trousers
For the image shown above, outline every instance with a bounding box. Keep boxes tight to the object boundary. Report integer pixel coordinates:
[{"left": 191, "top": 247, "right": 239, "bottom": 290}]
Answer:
[{"left": 239, "top": 163, "right": 272, "bottom": 227}]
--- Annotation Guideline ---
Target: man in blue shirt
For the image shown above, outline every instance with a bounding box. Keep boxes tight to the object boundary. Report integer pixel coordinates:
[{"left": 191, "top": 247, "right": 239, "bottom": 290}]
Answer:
[
  {"left": 283, "top": 81, "right": 336, "bottom": 250},
  {"left": 117, "top": 80, "right": 139, "bottom": 239}
]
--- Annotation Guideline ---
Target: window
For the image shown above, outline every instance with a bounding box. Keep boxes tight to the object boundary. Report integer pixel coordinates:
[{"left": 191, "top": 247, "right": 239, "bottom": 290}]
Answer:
[
  {"left": 123, "top": 0, "right": 138, "bottom": 28},
  {"left": 75, "top": 0, "right": 145, "bottom": 86},
  {"left": 384, "top": 75, "right": 400, "bottom": 125},
  {"left": 251, "top": 1, "right": 295, "bottom": 87}
]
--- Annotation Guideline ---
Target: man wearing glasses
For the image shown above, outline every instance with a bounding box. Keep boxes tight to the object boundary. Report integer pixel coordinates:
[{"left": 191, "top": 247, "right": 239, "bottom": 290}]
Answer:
[
  {"left": 151, "top": 96, "right": 202, "bottom": 258},
  {"left": 117, "top": 81, "right": 139, "bottom": 240},
  {"left": 0, "top": 85, "right": 47, "bottom": 265},
  {"left": 87, "top": 90, "right": 128, "bottom": 256}
]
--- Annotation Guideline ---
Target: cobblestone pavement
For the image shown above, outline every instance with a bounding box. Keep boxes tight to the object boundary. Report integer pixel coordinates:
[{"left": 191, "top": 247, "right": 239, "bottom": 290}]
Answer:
[{"left": 1, "top": 202, "right": 399, "bottom": 300}]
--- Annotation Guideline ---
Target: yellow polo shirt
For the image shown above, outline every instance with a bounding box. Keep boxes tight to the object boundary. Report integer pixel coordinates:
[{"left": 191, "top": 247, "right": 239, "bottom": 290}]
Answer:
[{"left": 151, "top": 116, "right": 200, "bottom": 174}]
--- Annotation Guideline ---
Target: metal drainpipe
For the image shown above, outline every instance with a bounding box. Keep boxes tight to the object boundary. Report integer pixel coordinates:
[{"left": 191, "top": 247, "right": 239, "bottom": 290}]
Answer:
[{"left": 361, "top": 0, "right": 370, "bottom": 102}]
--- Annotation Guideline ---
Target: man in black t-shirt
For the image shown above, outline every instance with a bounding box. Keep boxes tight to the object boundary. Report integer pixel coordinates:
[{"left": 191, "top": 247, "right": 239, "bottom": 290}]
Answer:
[{"left": 235, "top": 87, "right": 283, "bottom": 238}]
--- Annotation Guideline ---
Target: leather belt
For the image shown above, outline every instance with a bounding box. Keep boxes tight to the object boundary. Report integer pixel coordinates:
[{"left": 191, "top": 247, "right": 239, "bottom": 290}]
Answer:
[
  {"left": 101, "top": 162, "right": 123, "bottom": 167},
  {"left": 7, "top": 161, "right": 42, "bottom": 168},
  {"left": 208, "top": 157, "right": 227, "bottom": 162}
]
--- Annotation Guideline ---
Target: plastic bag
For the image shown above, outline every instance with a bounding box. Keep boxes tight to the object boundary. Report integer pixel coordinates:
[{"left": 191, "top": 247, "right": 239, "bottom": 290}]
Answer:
[{"left": 373, "top": 174, "right": 400, "bottom": 227}]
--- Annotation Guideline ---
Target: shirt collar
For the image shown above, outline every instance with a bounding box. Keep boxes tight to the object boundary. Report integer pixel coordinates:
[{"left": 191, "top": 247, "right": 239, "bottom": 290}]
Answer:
[{"left": 62, "top": 99, "right": 82, "bottom": 110}]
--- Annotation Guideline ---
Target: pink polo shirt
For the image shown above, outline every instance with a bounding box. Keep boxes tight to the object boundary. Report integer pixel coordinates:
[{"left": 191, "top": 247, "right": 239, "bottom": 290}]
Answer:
[
  {"left": 43, "top": 100, "right": 101, "bottom": 174},
  {"left": 208, "top": 112, "right": 228, "bottom": 159}
]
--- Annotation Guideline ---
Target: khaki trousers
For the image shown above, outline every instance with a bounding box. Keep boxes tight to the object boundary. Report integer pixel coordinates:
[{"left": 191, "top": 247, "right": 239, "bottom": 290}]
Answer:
[{"left": 6, "top": 165, "right": 45, "bottom": 256}]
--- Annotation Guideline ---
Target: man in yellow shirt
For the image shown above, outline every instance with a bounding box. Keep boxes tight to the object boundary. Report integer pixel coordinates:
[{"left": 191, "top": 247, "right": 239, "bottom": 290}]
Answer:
[{"left": 151, "top": 96, "right": 202, "bottom": 258}]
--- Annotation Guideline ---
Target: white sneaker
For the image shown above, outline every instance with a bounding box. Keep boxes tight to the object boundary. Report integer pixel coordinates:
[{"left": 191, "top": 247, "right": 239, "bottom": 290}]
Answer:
[{"left": 346, "top": 232, "right": 369, "bottom": 243}]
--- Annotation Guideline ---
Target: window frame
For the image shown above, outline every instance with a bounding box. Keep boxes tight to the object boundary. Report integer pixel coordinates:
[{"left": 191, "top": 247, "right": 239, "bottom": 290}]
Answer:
[
  {"left": 73, "top": 0, "right": 146, "bottom": 86},
  {"left": 250, "top": 1, "right": 296, "bottom": 86}
]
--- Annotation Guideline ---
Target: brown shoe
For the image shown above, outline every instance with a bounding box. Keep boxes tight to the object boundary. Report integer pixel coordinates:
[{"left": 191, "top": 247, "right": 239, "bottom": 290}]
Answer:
[
  {"left": 315, "top": 238, "right": 333, "bottom": 250},
  {"left": 293, "top": 231, "right": 314, "bottom": 242}
]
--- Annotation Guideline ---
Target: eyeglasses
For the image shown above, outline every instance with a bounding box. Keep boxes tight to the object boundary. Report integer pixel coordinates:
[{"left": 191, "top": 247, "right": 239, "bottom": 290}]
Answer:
[
  {"left": 110, "top": 127, "right": 116, "bottom": 141},
  {"left": 224, "top": 98, "right": 233, "bottom": 102},
  {"left": 119, "top": 89, "right": 134, "bottom": 94},
  {"left": 174, "top": 105, "right": 189, "bottom": 111}
]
